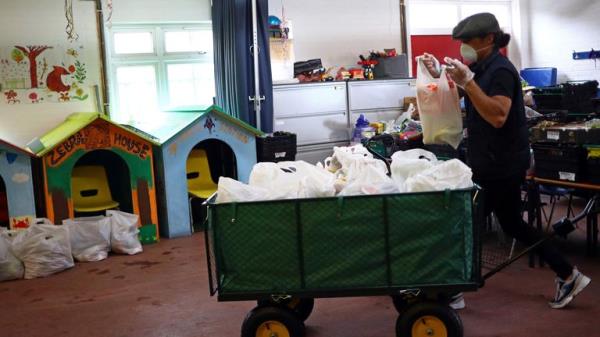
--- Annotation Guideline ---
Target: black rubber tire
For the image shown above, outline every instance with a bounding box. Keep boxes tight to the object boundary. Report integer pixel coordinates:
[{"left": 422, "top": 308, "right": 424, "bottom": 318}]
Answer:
[
  {"left": 241, "top": 306, "right": 305, "bottom": 337},
  {"left": 395, "top": 301, "right": 463, "bottom": 337},
  {"left": 257, "top": 297, "right": 315, "bottom": 322},
  {"left": 391, "top": 295, "right": 410, "bottom": 314}
]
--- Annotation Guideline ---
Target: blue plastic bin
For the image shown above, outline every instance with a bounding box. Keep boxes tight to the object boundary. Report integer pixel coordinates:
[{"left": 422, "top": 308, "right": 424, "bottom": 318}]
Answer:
[{"left": 520, "top": 67, "right": 558, "bottom": 87}]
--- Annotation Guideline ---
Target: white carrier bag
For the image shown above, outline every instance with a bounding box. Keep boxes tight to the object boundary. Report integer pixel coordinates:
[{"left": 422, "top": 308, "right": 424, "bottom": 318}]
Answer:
[{"left": 415, "top": 55, "right": 463, "bottom": 149}]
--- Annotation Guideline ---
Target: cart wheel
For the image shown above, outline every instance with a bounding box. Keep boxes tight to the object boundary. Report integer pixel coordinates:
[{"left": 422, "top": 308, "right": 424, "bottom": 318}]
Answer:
[
  {"left": 241, "top": 306, "right": 305, "bottom": 337},
  {"left": 396, "top": 301, "right": 463, "bottom": 337},
  {"left": 391, "top": 295, "right": 410, "bottom": 314},
  {"left": 257, "top": 297, "right": 314, "bottom": 322}
]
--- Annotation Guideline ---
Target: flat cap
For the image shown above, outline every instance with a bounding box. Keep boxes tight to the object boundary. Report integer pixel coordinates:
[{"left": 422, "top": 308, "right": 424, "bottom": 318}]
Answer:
[{"left": 452, "top": 12, "right": 500, "bottom": 40}]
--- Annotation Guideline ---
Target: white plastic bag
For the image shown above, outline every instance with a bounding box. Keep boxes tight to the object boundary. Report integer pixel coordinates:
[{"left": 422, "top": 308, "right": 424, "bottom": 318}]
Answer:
[
  {"left": 63, "top": 217, "right": 111, "bottom": 262},
  {"left": 11, "top": 224, "right": 74, "bottom": 279},
  {"left": 338, "top": 164, "right": 399, "bottom": 196},
  {"left": 405, "top": 159, "right": 473, "bottom": 192},
  {"left": 0, "top": 228, "right": 26, "bottom": 243},
  {"left": 216, "top": 177, "right": 271, "bottom": 203},
  {"left": 390, "top": 149, "right": 438, "bottom": 190},
  {"left": 0, "top": 235, "right": 24, "bottom": 282},
  {"left": 250, "top": 161, "right": 336, "bottom": 199},
  {"left": 106, "top": 210, "right": 142, "bottom": 255},
  {"left": 416, "top": 56, "right": 463, "bottom": 149},
  {"left": 327, "top": 145, "right": 373, "bottom": 173}
]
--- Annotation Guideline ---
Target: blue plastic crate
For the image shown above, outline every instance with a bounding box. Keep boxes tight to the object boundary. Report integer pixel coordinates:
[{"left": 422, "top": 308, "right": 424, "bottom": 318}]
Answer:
[{"left": 520, "top": 67, "right": 557, "bottom": 87}]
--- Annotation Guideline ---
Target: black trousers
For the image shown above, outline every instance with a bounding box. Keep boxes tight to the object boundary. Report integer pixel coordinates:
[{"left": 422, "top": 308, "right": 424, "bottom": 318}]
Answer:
[{"left": 476, "top": 175, "right": 573, "bottom": 279}]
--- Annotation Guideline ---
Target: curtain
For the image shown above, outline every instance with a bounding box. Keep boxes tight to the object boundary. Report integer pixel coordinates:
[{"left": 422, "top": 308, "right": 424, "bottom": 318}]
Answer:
[{"left": 212, "top": 0, "right": 274, "bottom": 133}]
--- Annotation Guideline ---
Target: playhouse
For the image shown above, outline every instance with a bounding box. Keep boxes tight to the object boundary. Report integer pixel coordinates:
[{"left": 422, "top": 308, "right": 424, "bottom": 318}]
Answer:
[
  {"left": 33, "top": 113, "right": 160, "bottom": 244},
  {"left": 0, "top": 140, "right": 37, "bottom": 229},
  {"left": 127, "top": 105, "right": 262, "bottom": 238}
]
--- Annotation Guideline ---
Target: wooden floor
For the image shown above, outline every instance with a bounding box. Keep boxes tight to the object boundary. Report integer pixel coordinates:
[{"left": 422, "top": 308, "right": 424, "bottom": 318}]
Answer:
[{"left": 1, "top": 198, "right": 598, "bottom": 337}]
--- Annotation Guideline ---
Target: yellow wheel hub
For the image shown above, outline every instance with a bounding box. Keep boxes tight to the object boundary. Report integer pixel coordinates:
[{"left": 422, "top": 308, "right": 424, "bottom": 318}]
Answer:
[
  {"left": 411, "top": 315, "right": 448, "bottom": 337},
  {"left": 256, "top": 320, "right": 290, "bottom": 337}
]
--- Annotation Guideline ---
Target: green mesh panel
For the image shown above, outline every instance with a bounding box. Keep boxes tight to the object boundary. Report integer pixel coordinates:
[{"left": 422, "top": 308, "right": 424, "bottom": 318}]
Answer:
[{"left": 208, "top": 188, "right": 477, "bottom": 296}]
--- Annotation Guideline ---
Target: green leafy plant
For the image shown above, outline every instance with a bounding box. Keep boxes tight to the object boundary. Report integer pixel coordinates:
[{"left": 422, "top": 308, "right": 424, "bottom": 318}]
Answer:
[{"left": 74, "top": 60, "right": 86, "bottom": 84}]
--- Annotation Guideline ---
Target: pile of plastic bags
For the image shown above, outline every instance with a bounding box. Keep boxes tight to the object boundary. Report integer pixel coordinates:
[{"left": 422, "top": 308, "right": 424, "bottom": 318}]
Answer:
[
  {"left": 216, "top": 144, "right": 473, "bottom": 204},
  {"left": 0, "top": 210, "right": 143, "bottom": 282}
]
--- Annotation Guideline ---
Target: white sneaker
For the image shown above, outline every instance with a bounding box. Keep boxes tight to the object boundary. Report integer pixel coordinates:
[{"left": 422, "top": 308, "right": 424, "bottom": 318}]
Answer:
[
  {"left": 549, "top": 267, "right": 591, "bottom": 309},
  {"left": 449, "top": 293, "right": 465, "bottom": 310}
]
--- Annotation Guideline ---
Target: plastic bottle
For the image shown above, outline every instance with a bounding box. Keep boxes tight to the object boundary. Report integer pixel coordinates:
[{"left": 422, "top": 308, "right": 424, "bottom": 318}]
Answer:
[{"left": 352, "top": 114, "right": 375, "bottom": 144}]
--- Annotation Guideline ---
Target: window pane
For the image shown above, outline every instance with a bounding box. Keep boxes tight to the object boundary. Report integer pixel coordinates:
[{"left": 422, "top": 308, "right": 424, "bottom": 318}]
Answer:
[
  {"left": 165, "top": 30, "right": 213, "bottom": 53},
  {"left": 114, "top": 32, "right": 154, "bottom": 54},
  {"left": 167, "top": 63, "right": 215, "bottom": 107},
  {"left": 409, "top": 3, "right": 459, "bottom": 30},
  {"left": 116, "top": 66, "right": 159, "bottom": 120},
  {"left": 461, "top": 4, "right": 511, "bottom": 28}
]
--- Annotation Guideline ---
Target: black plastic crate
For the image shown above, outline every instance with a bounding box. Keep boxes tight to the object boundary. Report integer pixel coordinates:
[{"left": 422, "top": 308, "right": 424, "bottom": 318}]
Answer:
[
  {"left": 533, "top": 81, "right": 599, "bottom": 115},
  {"left": 256, "top": 132, "right": 297, "bottom": 163},
  {"left": 563, "top": 81, "right": 599, "bottom": 114},
  {"left": 532, "top": 143, "right": 587, "bottom": 182},
  {"left": 585, "top": 146, "right": 600, "bottom": 184},
  {"left": 533, "top": 93, "right": 563, "bottom": 111},
  {"left": 530, "top": 123, "right": 600, "bottom": 144}
]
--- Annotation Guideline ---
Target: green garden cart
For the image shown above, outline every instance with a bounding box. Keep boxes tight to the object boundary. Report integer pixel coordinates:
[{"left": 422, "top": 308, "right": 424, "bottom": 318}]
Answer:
[{"left": 204, "top": 187, "right": 482, "bottom": 337}]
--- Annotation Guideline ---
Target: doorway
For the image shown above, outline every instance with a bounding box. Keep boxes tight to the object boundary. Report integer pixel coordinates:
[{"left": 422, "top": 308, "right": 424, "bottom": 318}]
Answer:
[
  {"left": 71, "top": 150, "right": 133, "bottom": 217},
  {"left": 187, "top": 139, "right": 237, "bottom": 232}
]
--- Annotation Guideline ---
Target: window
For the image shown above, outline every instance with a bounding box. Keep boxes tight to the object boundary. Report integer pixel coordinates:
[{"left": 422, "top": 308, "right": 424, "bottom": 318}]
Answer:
[
  {"left": 408, "top": 1, "right": 512, "bottom": 35},
  {"left": 108, "top": 24, "right": 215, "bottom": 123},
  {"left": 409, "top": 3, "right": 460, "bottom": 31}
]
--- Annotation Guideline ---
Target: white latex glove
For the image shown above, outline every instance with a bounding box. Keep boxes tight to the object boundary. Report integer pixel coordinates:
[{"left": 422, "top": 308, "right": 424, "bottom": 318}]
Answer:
[
  {"left": 421, "top": 53, "right": 441, "bottom": 78},
  {"left": 444, "top": 57, "right": 475, "bottom": 88}
]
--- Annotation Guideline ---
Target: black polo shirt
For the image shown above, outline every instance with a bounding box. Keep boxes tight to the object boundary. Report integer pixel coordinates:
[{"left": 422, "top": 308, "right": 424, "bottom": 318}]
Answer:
[{"left": 464, "top": 51, "right": 530, "bottom": 181}]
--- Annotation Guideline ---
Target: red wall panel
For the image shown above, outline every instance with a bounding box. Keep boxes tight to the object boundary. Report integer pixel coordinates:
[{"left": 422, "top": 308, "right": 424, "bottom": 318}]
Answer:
[
  {"left": 411, "top": 35, "right": 463, "bottom": 77},
  {"left": 410, "top": 35, "right": 508, "bottom": 77}
]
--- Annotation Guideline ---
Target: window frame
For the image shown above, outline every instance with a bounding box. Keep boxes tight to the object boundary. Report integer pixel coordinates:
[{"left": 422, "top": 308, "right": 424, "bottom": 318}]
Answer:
[
  {"left": 407, "top": 0, "right": 513, "bottom": 35},
  {"left": 107, "top": 22, "right": 213, "bottom": 123}
]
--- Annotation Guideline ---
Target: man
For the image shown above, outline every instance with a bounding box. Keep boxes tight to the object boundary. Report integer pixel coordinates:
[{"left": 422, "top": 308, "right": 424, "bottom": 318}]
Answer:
[{"left": 423, "top": 12, "right": 590, "bottom": 309}]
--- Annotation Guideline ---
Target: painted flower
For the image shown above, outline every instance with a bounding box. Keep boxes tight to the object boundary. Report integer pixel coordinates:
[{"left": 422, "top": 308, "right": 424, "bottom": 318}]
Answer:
[
  {"left": 29, "top": 92, "right": 38, "bottom": 100},
  {"left": 76, "top": 88, "right": 84, "bottom": 96},
  {"left": 69, "top": 65, "right": 76, "bottom": 73},
  {"left": 4, "top": 90, "right": 17, "bottom": 99}
]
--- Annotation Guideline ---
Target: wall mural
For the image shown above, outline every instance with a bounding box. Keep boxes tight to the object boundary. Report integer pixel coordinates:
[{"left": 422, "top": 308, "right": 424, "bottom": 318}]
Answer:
[{"left": 0, "top": 45, "right": 89, "bottom": 104}]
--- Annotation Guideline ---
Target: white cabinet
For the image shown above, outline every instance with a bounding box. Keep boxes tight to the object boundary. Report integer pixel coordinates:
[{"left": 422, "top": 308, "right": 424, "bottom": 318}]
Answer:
[
  {"left": 348, "top": 79, "right": 416, "bottom": 124},
  {"left": 272, "top": 79, "right": 417, "bottom": 163},
  {"left": 273, "top": 82, "right": 349, "bottom": 146}
]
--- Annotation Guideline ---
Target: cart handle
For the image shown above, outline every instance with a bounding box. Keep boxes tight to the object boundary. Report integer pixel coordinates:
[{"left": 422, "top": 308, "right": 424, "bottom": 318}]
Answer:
[
  {"left": 364, "top": 142, "right": 392, "bottom": 176},
  {"left": 482, "top": 194, "right": 599, "bottom": 282},
  {"left": 202, "top": 193, "right": 218, "bottom": 206}
]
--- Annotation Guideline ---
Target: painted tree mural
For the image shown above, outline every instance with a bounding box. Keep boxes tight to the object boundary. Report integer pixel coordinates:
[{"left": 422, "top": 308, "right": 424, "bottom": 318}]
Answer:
[{"left": 14, "top": 45, "right": 52, "bottom": 88}]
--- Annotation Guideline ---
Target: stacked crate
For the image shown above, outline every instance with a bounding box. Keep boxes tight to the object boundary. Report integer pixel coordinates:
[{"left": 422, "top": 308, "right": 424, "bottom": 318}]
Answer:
[{"left": 531, "top": 123, "right": 600, "bottom": 183}]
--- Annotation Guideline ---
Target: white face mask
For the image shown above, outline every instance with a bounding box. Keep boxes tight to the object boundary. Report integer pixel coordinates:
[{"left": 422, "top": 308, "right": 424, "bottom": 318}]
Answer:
[{"left": 460, "top": 43, "right": 492, "bottom": 63}]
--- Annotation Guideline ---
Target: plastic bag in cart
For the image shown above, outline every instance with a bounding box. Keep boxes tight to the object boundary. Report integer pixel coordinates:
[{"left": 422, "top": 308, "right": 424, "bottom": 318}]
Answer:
[
  {"left": 405, "top": 159, "right": 473, "bottom": 192},
  {"left": 390, "top": 149, "right": 438, "bottom": 191},
  {"left": 106, "top": 210, "right": 143, "bottom": 255},
  {"left": 415, "top": 55, "right": 463, "bottom": 149},
  {"left": 338, "top": 156, "right": 397, "bottom": 196},
  {"left": 216, "top": 177, "right": 271, "bottom": 203},
  {"left": 0, "top": 235, "right": 24, "bottom": 281},
  {"left": 250, "top": 161, "right": 336, "bottom": 199},
  {"left": 11, "top": 223, "right": 74, "bottom": 279},
  {"left": 63, "top": 216, "right": 111, "bottom": 262}
]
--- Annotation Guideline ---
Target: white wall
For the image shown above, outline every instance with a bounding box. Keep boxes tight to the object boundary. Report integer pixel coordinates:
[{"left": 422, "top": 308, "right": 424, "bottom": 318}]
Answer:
[
  {"left": 268, "top": 0, "right": 402, "bottom": 68},
  {"left": 524, "top": 0, "right": 600, "bottom": 83},
  {"left": 0, "top": 0, "right": 101, "bottom": 148},
  {"left": 110, "top": 0, "right": 211, "bottom": 23}
]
